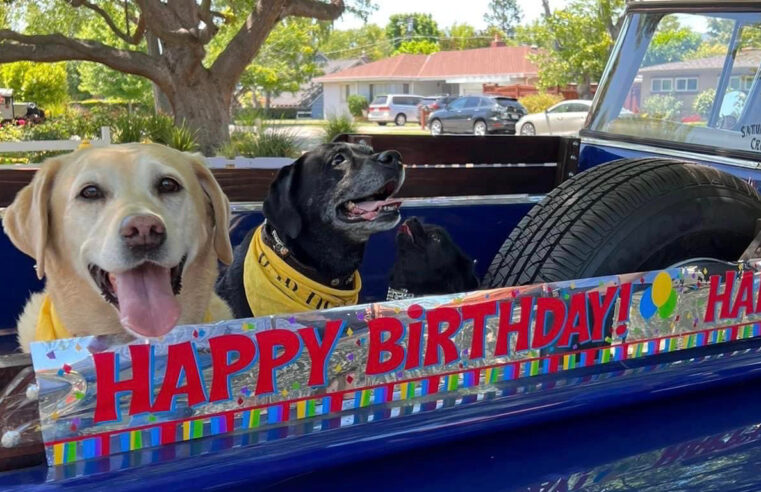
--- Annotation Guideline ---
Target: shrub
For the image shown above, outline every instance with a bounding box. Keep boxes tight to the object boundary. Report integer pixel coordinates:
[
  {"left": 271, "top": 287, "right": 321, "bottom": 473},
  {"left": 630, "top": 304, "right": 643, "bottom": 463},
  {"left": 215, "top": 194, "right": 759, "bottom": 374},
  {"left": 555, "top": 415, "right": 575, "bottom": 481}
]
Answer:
[
  {"left": 168, "top": 123, "right": 199, "bottom": 152},
  {"left": 693, "top": 88, "right": 716, "bottom": 118},
  {"left": 222, "top": 126, "right": 299, "bottom": 158},
  {"left": 234, "top": 107, "right": 265, "bottom": 127},
  {"left": 254, "top": 125, "right": 299, "bottom": 157},
  {"left": 144, "top": 113, "right": 175, "bottom": 145},
  {"left": 112, "top": 113, "right": 144, "bottom": 143},
  {"left": 322, "top": 114, "right": 356, "bottom": 143},
  {"left": 347, "top": 94, "right": 369, "bottom": 117},
  {"left": 0, "top": 123, "right": 25, "bottom": 142},
  {"left": 518, "top": 93, "right": 564, "bottom": 113},
  {"left": 642, "top": 94, "right": 683, "bottom": 120}
]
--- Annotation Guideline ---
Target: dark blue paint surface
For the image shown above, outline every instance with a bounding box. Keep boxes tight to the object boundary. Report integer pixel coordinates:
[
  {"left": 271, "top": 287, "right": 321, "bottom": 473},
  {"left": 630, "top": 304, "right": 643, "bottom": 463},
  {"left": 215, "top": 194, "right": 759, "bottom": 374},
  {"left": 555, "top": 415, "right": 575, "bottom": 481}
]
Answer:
[
  {"left": 579, "top": 141, "right": 761, "bottom": 191},
  {"left": 0, "top": 202, "right": 531, "bottom": 351}
]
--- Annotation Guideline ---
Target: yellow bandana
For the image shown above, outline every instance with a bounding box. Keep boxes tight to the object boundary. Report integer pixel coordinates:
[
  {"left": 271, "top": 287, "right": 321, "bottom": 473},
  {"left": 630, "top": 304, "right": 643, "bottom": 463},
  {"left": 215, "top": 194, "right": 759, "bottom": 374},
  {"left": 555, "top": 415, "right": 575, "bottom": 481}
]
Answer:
[
  {"left": 243, "top": 225, "right": 361, "bottom": 317},
  {"left": 35, "top": 294, "right": 213, "bottom": 342},
  {"left": 35, "top": 294, "right": 73, "bottom": 342}
]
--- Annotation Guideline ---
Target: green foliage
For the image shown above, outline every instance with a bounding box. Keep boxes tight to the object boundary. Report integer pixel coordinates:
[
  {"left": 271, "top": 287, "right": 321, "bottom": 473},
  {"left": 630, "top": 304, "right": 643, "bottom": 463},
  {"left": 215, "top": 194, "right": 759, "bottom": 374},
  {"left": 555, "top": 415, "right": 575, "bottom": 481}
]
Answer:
[
  {"left": 693, "top": 89, "right": 716, "bottom": 118},
  {"left": 517, "top": 0, "right": 624, "bottom": 94},
  {"left": 393, "top": 39, "right": 439, "bottom": 55},
  {"left": 347, "top": 94, "right": 368, "bottom": 117},
  {"left": 318, "top": 24, "right": 390, "bottom": 61},
  {"left": 322, "top": 114, "right": 356, "bottom": 143},
  {"left": 685, "top": 42, "right": 727, "bottom": 60},
  {"left": 0, "top": 61, "right": 69, "bottom": 108},
  {"left": 112, "top": 113, "right": 143, "bottom": 143},
  {"left": 642, "top": 18, "right": 702, "bottom": 66},
  {"left": 642, "top": 94, "right": 683, "bottom": 120},
  {"left": 484, "top": 0, "right": 522, "bottom": 38},
  {"left": 233, "top": 108, "right": 265, "bottom": 126},
  {"left": 519, "top": 93, "right": 564, "bottom": 113},
  {"left": 224, "top": 127, "right": 300, "bottom": 158},
  {"left": 385, "top": 13, "right": 440, "bottom": 50},
  {"left": 144, "top": 113, "right": 175, "bottom": 145},
  {"left": 208, "top": 17, "right": 326, "bottom": 106},
  {"left": 169, "top": 124, "right": 199, "bottom": 152}
]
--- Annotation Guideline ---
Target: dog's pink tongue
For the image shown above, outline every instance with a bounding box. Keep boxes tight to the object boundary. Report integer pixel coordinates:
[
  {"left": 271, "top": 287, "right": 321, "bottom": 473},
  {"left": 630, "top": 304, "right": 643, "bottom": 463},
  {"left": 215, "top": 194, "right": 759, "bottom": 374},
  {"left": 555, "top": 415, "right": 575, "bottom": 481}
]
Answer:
[
  {"left": 111, "top": 264, "right": 180, "bottom": 338},
  {"left": 354, "top": 198, "right": 402, "bottom": 220}
]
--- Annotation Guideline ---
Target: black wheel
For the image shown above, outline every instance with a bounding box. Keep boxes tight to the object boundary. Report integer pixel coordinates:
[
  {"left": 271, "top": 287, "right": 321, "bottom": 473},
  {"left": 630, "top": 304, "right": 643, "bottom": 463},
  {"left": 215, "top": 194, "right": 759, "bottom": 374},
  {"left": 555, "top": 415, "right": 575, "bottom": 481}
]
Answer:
[
  {"left": 395, "top": 113, "right": 407, "bottom": 126},
  {"left": 378, "top": 122, "right": 387, "bottom": 126},
  {"left": 483, "top": 158, "right": 761, "bottom": 288}
]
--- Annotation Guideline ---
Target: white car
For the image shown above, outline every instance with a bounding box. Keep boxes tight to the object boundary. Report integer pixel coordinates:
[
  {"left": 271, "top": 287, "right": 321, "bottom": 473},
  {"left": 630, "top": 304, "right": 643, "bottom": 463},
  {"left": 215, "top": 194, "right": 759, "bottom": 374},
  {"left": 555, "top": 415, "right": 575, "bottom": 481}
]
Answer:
[{"left": 516, "top": 99, "right": 593, "bottom": 136}]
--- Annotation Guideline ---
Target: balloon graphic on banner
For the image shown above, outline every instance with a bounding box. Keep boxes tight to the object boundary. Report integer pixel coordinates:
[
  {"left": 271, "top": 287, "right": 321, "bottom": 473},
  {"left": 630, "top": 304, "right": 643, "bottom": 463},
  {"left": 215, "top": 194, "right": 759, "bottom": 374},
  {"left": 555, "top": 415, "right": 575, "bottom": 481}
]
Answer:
[
  {"left": 639, "top": 286, "right": 658, "bottom": 319},
  {"left": 652, "top": 271, "right": 672, "bottom": 306},
  {"left": 640, "top": 271, "right": 675, "bottom": 320}
]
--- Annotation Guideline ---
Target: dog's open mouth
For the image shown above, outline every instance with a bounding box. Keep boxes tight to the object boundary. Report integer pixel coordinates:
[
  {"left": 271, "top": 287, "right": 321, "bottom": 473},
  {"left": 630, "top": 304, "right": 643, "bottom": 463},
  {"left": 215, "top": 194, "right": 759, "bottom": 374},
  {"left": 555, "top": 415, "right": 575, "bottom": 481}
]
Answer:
[
  {"left": 339, "top": 180, "right": 402, "bottom": 222},
  {"left": 88, "top": 256, "right": 186, "bottom": 338}
]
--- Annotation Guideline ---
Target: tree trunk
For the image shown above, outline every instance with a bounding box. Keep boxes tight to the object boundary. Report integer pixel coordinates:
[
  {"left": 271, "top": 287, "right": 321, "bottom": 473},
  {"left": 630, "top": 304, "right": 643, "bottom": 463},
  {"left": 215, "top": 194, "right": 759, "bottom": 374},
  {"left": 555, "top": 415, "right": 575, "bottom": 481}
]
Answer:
[
  {"left": 145, "top": 31, "right": 172, "bottom": 115},
  {"left": 166, "top": 74, "right": 231, "bottom": 156},
  {"left": 578, "top": 75, "right": 592, "bottom": 100}
]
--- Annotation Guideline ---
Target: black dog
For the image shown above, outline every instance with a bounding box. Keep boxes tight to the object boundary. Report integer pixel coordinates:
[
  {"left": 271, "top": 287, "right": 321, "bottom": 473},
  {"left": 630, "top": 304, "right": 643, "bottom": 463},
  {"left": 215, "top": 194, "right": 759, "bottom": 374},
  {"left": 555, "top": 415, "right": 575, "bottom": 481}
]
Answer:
[
  {"left": 217, "top": 142, "right": 405, "bottom": 318},
  {"left": 388, "top": 217, "right": 479, "bottom": 300}
]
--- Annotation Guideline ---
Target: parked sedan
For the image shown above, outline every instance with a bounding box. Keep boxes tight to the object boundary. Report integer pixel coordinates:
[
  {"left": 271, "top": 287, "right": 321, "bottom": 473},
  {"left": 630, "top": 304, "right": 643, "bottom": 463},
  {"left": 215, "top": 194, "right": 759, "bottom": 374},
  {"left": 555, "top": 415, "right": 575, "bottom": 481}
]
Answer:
[
  {"left": 516, "top": 99, "right": 592, "bottom": 136},
  {"left": 428, "top": 96, "right": 527, "bottom": 136}
]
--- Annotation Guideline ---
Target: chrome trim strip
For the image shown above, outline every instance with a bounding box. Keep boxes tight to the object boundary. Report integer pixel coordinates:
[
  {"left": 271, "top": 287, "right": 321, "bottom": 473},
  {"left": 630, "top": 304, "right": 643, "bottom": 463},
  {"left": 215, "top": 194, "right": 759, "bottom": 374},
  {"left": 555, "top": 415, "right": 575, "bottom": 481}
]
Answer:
[
  {"left": 581, "top": 137, "right": 761, "bottom": 170},
  {"left": 230, "top": 194, "right": 545, "bottom": 213}
]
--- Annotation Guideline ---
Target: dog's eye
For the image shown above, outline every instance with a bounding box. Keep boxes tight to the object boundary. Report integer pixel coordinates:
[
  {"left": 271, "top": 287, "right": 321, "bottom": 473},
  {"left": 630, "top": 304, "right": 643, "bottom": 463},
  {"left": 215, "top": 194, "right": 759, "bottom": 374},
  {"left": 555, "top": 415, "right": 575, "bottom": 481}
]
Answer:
[
  {"left": 332, "top": 154, "right": 345, "bottom": 166},
  {"left": 429, "top": 232, "right": 441, "bottom": 243},
  {"left": 79, "top": 185, "right": 104, "bottom": 200},
  {"left": 158, "top": 177, "right": 182, "bottom": 194}
]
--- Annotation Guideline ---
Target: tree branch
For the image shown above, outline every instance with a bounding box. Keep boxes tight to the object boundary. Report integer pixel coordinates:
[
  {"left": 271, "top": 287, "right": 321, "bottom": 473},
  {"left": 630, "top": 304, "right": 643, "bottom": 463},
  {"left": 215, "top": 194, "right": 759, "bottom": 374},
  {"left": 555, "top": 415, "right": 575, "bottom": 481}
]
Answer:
[
  {"left": 284, "top": 0, "right": 345, "bottom": 20},
  {"left": 66, "top": 0, "right": 144, "bottom": 45},
  {"left": 0, "top": 30, "right": 170, "bottom": 86},
  {"left": 210, "top": 0, "right": 287, "bottom": 91},
  {"left": 211, "top": 0, "right": 346, "bottom": 91},
  {"left": 134, "top": 0, "right": 197, "bottom": 44}
]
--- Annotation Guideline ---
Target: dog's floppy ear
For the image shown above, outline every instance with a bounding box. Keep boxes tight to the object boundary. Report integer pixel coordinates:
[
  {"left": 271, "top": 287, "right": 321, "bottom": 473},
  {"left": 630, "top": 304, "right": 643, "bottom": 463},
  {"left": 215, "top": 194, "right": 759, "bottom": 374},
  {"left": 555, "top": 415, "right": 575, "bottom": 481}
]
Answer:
[
  {"left": 189, "top": 156, "right": 234, "bottom": 265},
  {"left": 263, "top": 159, "right": 302, "bottom": 240},
  {"left": 3, "top": 157, "right": 62, "bottom": 279}
]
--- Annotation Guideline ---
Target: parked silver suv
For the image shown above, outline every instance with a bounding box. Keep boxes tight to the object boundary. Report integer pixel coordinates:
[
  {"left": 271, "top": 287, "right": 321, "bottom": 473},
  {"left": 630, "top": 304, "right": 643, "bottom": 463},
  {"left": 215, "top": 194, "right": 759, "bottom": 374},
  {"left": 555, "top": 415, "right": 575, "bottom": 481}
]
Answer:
[{"left": 368, "top": 94, "right": 424, "bottom": 126}]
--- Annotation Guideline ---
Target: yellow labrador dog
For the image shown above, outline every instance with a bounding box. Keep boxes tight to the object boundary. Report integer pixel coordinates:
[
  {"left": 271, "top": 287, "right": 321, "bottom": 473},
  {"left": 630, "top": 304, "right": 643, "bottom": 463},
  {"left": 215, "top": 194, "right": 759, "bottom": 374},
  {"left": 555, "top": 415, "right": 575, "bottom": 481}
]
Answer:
[{"left": 3, "top": 143, "right": 234, "bottom": 352}]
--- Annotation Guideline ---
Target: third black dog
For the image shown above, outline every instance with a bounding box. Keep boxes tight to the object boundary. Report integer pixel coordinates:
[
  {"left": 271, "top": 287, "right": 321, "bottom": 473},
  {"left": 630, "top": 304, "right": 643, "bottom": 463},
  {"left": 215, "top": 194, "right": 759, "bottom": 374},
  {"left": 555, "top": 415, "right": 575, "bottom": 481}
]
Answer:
[
  {"left": 387, "top": 217, "right": 479, "bottom": 300},
  {"left": 217, "top": 142, "right": 405, "bottom": 318}
]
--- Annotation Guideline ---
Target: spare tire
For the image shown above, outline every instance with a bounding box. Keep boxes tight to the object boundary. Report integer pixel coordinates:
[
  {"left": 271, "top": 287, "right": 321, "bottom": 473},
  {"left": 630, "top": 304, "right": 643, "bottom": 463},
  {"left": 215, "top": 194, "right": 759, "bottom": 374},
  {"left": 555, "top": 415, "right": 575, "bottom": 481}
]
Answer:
[{"left": 483, "top": 158, "right": 761, "bottom": 288}]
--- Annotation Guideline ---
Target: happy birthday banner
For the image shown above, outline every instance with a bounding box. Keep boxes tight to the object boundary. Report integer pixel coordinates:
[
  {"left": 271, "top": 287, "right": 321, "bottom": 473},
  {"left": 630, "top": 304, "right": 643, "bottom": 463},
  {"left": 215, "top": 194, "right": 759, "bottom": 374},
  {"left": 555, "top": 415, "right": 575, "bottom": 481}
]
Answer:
[{"left": 30, "top": 260, "right": 761, "bottom": 466}]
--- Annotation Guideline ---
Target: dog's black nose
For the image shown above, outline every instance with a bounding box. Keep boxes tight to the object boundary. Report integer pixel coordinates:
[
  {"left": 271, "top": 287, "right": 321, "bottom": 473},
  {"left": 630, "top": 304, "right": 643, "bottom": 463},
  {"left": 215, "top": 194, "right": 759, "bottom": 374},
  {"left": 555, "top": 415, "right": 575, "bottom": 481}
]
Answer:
[
  {"left": 120, "top": 214, "right": 166, "bottom": 250},
  {"left": 373, "top": 150, "right": 401, "bottom": 166}
]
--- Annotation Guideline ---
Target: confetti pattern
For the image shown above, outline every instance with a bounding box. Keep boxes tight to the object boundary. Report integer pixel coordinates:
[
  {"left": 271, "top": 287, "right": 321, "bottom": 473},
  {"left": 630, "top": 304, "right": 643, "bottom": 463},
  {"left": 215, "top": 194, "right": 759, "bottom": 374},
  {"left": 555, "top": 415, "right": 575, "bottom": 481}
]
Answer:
[{"left": 44, "top": 322, "right": 761, "bottom": 465}]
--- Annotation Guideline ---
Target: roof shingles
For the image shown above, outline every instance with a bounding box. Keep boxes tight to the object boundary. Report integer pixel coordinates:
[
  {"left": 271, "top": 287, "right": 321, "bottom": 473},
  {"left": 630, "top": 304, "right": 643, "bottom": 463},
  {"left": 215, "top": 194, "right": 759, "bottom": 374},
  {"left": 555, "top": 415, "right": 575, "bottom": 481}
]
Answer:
[{"left": 315, "top": 46, "right": 539, "bottom": 82}]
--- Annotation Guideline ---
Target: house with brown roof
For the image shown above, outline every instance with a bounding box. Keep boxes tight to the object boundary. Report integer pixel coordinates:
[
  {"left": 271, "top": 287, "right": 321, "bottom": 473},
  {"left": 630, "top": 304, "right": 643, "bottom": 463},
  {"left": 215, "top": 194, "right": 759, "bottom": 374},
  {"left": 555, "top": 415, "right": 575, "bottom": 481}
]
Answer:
[
  {"left": 314, "top": 43, "right": 540, "bottom": 117},
  {"left": 638, "top": 49, "right": 761, "bottom": 117},
  {"left": 268, "top": 54, "right": 368, "bottom": 118}
]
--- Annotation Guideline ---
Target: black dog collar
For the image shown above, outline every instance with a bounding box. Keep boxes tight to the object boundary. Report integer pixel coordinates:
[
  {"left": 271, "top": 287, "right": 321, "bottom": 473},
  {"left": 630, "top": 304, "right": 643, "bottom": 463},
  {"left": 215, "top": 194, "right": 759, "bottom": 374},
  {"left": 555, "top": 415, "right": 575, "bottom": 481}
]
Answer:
[{"left": 261, "top": 221, "right": 356, "bottom": 290}]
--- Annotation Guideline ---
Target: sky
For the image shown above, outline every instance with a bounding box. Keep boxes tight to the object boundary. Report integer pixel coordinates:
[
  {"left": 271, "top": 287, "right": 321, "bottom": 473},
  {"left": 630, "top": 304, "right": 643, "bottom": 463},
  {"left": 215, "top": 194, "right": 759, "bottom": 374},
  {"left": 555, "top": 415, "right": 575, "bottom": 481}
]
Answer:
[{"left": 334, "top": 0, "right": 570, "bottom": 30}]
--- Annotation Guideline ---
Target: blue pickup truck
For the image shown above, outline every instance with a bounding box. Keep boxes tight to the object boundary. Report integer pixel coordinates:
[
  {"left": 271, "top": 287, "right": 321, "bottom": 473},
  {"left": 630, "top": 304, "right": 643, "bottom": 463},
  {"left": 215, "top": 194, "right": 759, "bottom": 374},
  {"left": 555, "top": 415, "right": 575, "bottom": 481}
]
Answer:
[{"left": 4, "top": 0, "right": 761, "bottom": 488}]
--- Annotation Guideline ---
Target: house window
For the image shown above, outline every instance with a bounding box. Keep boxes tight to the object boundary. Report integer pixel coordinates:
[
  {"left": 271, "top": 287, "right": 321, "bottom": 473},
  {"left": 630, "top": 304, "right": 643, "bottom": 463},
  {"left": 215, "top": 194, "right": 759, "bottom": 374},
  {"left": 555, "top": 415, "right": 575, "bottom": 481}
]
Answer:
[
  {"left": 403, "top": 83, "right": 410, "bottom": 94},
  {"left": 729, "top": 76, "right": 741, "bottom": 90},
  {"left": 744, "top": 76, "right": 754, "bottom": 90},
  {"left": 675, "top": 77, "right": 698, "bottom": 92},
  {"left": 651, "top": 78, "right": 673, "bottom": 93}
]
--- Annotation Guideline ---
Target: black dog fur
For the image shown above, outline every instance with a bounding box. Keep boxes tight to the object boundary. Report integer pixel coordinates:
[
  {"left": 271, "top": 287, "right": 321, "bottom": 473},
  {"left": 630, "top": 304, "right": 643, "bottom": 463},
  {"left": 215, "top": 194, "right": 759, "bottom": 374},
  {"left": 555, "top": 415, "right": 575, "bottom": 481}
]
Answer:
[
  {"left": 216, "top": 142, "right": 404, "bottom": 318},
  {"left": 389, "top": 217, "right": 479, "bottom": 297}
]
